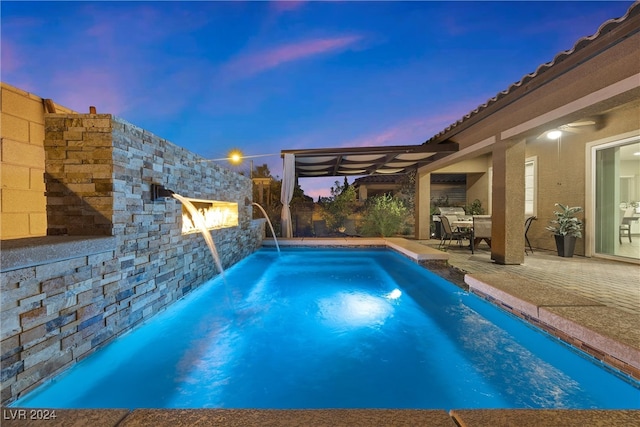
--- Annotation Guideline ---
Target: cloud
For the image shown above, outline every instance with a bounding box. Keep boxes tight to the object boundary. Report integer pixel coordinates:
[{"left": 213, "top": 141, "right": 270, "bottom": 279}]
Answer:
[
  {"left": 338, "top": 112, "right": 464, "bottom": 149},
  {"left": 270, "top": 1, "right": 306, "bottom": 14},
  {"left": 220, "top": 35, "right": 362, "bottom": 81},
  {"left": 0, "top": 40, "right": 22, "bottom": 74},
  {"left": 49, "top": 67, "right": 131, "bottom": 114}
]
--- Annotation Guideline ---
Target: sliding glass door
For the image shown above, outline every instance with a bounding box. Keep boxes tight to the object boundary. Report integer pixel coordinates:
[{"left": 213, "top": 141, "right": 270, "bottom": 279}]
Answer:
[{"left": 594, "top": 136, "right": 640, "bottom": 260}]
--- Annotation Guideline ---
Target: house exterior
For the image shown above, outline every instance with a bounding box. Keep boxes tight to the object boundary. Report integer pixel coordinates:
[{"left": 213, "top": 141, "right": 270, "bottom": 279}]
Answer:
[{"left": 414, "top": 3, "right": 640, "bottom": 265}]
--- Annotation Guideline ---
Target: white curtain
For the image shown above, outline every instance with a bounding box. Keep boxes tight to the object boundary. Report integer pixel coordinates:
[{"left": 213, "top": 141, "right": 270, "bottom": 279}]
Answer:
[{"left": 281, "top": 153, "right": 295, "bottom": 238}]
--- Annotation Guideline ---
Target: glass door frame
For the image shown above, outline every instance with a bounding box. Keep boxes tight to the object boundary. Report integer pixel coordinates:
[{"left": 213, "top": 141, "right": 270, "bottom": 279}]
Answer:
[{"left": 586, "top": 131, "right": 640, "bottom": 263}]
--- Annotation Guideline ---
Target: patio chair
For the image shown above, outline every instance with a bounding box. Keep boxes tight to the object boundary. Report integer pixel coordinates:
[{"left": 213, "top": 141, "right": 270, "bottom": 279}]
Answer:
[
  {"left": 471, "top": 215, "right": 491, "bottom": 254},
  {"left": 343, "top": 219, "right": 360, "bottom": 237},
  {"left": 524, "top": 216, "right": 537, "bottom": 255},
  {"left": 619, "top": 207, "right": 635, "bottom": 244},
  {"left": 439, "top": 215, "right": 468, "bottom": 249},
  {"left": 313, "top": 220, "right": 330, "bottom": 237}
]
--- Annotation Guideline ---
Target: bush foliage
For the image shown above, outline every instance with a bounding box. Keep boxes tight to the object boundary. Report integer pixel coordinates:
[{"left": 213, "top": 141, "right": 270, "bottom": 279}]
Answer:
[{"left": 361, "top": 194, "right": 408, "bottom": 237}]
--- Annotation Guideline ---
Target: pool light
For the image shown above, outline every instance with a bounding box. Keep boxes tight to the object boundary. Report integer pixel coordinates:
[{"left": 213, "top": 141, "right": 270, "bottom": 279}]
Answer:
[{"left": 385, "top": 289, "right": 402, "bottom": 300}]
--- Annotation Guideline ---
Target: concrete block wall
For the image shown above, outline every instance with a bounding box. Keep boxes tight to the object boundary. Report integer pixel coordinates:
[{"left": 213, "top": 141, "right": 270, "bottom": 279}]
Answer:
[
  {"left": 0, "top": 113, "right": 264, "bottom": 404},
  {"left": 0, "top": 83, "right": 76, "bottom": 239}
]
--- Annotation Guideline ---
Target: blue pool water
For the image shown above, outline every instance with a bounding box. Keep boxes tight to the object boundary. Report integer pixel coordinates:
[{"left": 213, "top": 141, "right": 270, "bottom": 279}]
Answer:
[{"left": 14, "top": 248, "right": 640, "bottom": 409}]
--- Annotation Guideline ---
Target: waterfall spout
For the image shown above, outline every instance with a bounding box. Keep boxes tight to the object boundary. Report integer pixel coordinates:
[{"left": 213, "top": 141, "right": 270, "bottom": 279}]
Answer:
[
  {"left": 172, "top": 193, "right": 225, "bottom": 277},
  {"left": 246, "top": 198, "right": 280, "bottom": 254},
  {"left": 151, "top": 183, "right": 175, "bottom": 201}
]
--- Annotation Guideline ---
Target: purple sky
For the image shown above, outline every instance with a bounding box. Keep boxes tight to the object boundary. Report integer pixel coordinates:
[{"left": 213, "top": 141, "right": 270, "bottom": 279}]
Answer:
[{"left": 2, "top": 1, "right": 633, "bottom": 199}]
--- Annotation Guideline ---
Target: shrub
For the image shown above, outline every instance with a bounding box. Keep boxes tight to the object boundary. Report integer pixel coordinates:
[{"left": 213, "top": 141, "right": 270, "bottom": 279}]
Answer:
[{"left": 361, "top": 194, "right": 408, "bottom": 237}]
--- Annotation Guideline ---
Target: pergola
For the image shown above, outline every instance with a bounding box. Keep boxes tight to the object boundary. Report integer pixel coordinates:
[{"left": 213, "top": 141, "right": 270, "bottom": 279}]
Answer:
[{"left": 279, "top": 141, "right": 458, "bottom": 237}]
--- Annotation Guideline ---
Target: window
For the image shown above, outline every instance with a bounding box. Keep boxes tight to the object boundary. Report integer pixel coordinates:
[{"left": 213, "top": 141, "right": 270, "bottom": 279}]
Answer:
[{"left": 524, "top": 157, "right": 537, "bottom": 216}]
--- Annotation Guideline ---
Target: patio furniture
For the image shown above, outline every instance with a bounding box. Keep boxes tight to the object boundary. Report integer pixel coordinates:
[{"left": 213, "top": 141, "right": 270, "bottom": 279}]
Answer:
[
  {"left": 619, "top": 207, "right": 637, "bottom": 244},
  {"left": 343, "top": 219, "right": 360, "bottom": 237},
  {"left": 313, "top": 220, "right": 330, "bottom": 237},
  {"left": 438, "top": 215, "right": 468, "bottom": 249},
  {"left": 525, "top": 216, "right": 537, "bottom": 255},
  {"left": 471, "top": 215, "right": 492, "bottom": 254},
  {"left": 435, "top": 207, "right": 469, "bottom": 239}
]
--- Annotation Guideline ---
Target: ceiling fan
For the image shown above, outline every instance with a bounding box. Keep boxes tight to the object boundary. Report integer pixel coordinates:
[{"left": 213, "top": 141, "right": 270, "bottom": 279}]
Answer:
[
  {"left": 557, "top": 120, "right": 597, "bottom": 133},
  {"left": 537, "top": 119, "right": 597, "bottom": 140}
]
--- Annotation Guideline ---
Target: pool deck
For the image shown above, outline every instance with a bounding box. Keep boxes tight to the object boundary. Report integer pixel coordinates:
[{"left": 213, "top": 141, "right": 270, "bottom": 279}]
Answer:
[
  {"left": 2, "top": 408, "right": 639, "bottom": 426},
  {"left": 4, "top": 237, "right": 637, "bottom": 426}
]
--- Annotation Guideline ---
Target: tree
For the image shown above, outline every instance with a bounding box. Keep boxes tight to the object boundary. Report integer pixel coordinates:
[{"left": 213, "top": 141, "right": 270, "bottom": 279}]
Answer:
[
  {"left": 253, "top": 163, "right": 272, "bottom": 178},
  {"left": 320, "top": 179, "right": 357, "bottom": 231}
]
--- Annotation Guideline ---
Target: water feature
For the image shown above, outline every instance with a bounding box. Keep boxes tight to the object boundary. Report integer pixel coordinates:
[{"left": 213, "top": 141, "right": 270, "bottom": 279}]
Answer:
[
  {"left": 151, "top": 184, "right": 225, "bottom": 275},
  {"left": 12, "top": 248, "right": 639, "bottom": 409},
  {"left": 250, "top": 201, "right": 280, "bottom": 254},
  {"left": 171, "top": 193, "right": 225, "bottom": 277}
]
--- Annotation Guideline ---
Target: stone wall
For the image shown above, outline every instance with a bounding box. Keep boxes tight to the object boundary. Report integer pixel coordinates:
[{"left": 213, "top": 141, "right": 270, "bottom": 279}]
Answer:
[{"left": 0, "top": 114, "right": 264, "bottom": 404}]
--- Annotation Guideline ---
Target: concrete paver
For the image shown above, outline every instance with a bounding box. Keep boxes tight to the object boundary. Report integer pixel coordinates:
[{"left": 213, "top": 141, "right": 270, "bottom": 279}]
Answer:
[
  {"left": 419, "top": 241, "right": 640, "bottom": 315},
  {"left": 450, "top": 409, "right": 640, "bottom": 427}
]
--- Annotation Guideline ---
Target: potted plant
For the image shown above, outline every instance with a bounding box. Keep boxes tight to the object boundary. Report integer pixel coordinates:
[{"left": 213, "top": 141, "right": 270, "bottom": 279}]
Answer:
[{"left": 546, "top": 203, "right": 583, "bottom": 257}]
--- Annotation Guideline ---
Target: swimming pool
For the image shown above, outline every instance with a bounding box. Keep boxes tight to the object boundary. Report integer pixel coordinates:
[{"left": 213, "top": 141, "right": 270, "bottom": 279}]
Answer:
[{"left": 13, "top": 248, "right": 640, "bottom": 409}]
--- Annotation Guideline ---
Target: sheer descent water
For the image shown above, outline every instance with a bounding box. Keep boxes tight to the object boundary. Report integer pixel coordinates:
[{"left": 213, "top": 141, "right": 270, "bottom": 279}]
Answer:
[{"left": 13, "top": 248, "right": 640, "bottom": 409}]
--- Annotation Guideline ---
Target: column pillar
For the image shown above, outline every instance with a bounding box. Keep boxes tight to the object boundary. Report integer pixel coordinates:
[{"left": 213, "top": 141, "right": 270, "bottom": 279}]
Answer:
[
  {"left": 358, "top": 184, "right": 368, "bottom": 201},
  {"left": 491, "top": 138, "right": 526, "bottom": 264},
  {"left": 415, "top": 172, "right": 432, "bottom": 240}
]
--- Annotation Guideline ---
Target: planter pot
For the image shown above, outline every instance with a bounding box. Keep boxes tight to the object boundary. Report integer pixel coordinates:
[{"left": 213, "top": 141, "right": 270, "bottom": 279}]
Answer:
[{"left": 554, "top": 234, "right": 577, "bottom": 257}]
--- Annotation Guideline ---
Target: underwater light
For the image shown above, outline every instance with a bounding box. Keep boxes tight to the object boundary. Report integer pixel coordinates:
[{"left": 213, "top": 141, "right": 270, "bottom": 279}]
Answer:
[{"left": 386, "top": 289, "right": 402, "bottom": 300}]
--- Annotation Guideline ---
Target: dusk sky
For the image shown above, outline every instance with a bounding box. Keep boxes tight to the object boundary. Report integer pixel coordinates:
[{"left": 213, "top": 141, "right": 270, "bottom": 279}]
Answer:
[{"left": 1, "top": 1, "right": 634, "bottom": 199}]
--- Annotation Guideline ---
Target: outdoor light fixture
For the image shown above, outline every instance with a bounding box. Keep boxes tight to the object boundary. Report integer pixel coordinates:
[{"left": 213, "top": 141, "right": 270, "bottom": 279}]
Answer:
[
  {"left": 200, "top": 152, "right": 278, "bottom": 164},
  {"left": 228, "top": 149, "right": 243, "bottom": 165},
  {"left": 197, "top": 151, "right": 278, "bottom": 178},
  {"left": 546, "top": 130, "right": 562, "bottom": 140}
]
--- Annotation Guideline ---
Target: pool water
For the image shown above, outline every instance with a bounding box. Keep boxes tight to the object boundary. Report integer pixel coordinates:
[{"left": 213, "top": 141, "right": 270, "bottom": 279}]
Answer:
[{"left": 14, "top": 248, "right": 640, "bottom": 409}]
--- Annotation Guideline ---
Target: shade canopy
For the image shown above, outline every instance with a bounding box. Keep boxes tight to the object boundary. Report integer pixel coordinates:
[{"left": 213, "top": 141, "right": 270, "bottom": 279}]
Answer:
[{"left": 281, "top": 142, "right": 458, "bottom": 177}]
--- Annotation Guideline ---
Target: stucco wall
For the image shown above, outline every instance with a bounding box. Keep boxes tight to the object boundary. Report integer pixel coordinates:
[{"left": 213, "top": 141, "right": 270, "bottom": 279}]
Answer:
[
  {"left": 524, "top": 103, "right": 640, "bottom": 254},
  {"left": 0, "top": 113, "right": 264, "bottom": 405},
  {"left": 0, "top": 83, "right": 76, "bottom": 239}
]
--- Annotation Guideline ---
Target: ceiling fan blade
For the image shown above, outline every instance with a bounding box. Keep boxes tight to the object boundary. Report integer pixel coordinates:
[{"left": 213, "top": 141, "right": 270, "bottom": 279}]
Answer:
[{"left": 566, "top": 120, "right": 596, "bottom": 127}]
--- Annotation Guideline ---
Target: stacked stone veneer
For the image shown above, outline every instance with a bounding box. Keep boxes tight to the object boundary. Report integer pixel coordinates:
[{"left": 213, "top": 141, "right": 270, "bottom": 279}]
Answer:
[{"left": 0, "top": 114, "right": 264, "bottom": 404}]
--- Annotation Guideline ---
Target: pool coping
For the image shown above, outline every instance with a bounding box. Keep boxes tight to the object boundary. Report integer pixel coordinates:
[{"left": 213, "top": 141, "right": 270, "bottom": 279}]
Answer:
[
  {"left": 262, "top": 237, "right": 449, "bottom": 262},
  {"left": 1, "top": 408, "right": 638, "bottom": 426}
]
